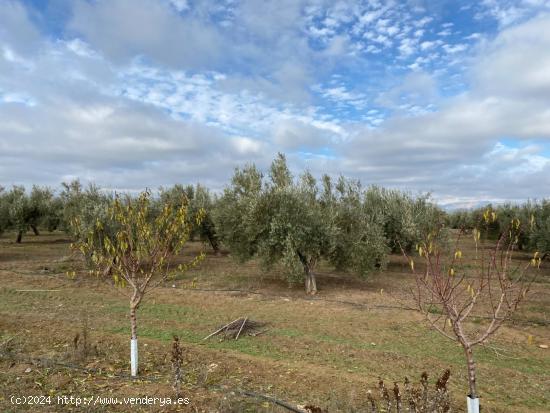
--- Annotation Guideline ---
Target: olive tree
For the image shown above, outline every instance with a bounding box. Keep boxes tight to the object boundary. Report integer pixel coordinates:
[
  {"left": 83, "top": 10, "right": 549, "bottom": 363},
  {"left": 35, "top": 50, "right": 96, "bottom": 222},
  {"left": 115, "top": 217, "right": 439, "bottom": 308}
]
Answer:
[
  {"left": 448, "top": 209, "right": 475, "bottom": 230},
  {"left": 71, "top": 190, "right": 204, "bottom": 376},
  {"left": 328, "top": 176, "right": 388, "bottom": 274},
  {"left": 527, "top": 200, "right": 550, "bottom": 259},
  {"left": 364, "top": 186, "right": 418, "bottom": 253},
  {"left": 42, "top": 196, "right": 64, "bottom": 232},
  {"left": 159, "top": 184, "right": 220, "bottom": 253},
  {"left": 0, "top": 187, "right": 9, "bottom": 236},
  {"left": 60, "top": 180, "right": 117, "bottom": 271},
  {"left": 4, "top": 185, "right": 53, "bottom": 243},
  {"left": 363, "top": 187, "right": 446, "bottom": 254},
  {"left": 215, "top": 154, "right": 387, "bottom": 294},
  {"left": 60, "top": 180, "right": 109, "bottom": 234}
]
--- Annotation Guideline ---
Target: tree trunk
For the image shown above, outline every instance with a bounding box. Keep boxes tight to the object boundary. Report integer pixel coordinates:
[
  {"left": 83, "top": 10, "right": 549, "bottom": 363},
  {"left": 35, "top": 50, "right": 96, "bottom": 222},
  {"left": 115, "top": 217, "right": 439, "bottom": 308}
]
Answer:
[
  {"left": 463, "top": 345, "right": 477, "bottom": 398},
  {"left": 102, "top": 257, "right": 117, "bottom": 278},
  {"left": 304, "top": 267, "right": 317, "bottom": 295},
  {"left": 130, "top": 303, "right": 138, "bottom": 340},
  {"left": 31, "top": 225, "right": 40, "bottom": 236},
  {"left": 297, "top": 252, "right": 318, "bottom": 295},
  {"left": 207, "top": 233, "right": 220, "bottom": 256},
  {"left": 16, "top": 230, "right": 23, "bottom": 243}
]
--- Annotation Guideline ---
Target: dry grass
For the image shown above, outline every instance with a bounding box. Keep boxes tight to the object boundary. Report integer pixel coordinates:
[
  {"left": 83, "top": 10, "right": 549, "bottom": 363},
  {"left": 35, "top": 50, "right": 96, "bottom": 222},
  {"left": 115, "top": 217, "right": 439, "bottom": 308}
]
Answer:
[{"left": 0, "top": 231, "right": 549, "bottom": 412}]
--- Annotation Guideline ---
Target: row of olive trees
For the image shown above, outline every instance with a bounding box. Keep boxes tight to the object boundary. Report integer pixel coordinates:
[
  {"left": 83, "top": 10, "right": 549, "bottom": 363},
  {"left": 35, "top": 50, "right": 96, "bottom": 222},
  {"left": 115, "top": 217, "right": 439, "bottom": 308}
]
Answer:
[
  {"left": 0, "top": 157, "right": 445, "bottom": 293},
  {"left": 0, "top": 181, "right": 218, "bottom": 247},
  {"left": 0, "top": 185, "right": 61, "bottom": 242},
  {"left": 448, "top": 201, "right": 550, "bottom": 257},
  {"left": 213, "top": 153, "right": 444, "bottom": 294}
]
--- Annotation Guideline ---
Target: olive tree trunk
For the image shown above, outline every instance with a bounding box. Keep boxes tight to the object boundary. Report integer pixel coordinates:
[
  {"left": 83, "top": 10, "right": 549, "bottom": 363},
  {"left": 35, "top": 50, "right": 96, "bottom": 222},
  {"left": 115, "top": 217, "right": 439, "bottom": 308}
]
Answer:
[
  {"left": 304, "top": 267, "right": 317, "bottom": 295},
  {"left": 297, "top": 252, "right": 318, "bottom": 295},
  {"left": 207, "top": 233, "right": 220, "bottom": 255}
]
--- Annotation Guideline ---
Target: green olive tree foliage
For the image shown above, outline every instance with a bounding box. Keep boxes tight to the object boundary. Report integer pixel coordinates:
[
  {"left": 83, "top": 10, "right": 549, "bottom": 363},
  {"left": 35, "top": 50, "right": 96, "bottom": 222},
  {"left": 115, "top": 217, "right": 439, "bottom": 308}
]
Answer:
[
  {"left": 71, "top": 190, "right": 204, "bottom": 376},
  {"left": 159, "top": 183, "right": 220, "bottom": 253},
  {"left": 447, "top": 209, "right": 475, "bottom": 231},
  {"left": 60, "top": 180, "right": 116, "bottom": 268},
  {"left": 42, "top": 196, "right": 64, "bottom": 232},
  {"left": 493, "top": 201, "right": 550, "bottom": 257},
  {"left": 60, "top": 180, "right": 109, "bottom": 234},
  {"left": 327, "top": 176, "right": 388, "bottom": 274},
  {"left": 526, "top": 200, "right": 550, "bottom": 259},
  {"left": 450, "top": 201, "right": 550, "bottom": 259},
  {"left": 363, "top": 186, "right": 447, "bottom": 253},
  {"left": 215, "top": 154, "right": 388, "bottom": 294},
  {"left": 3, "top": 185, "right": 55, "bottom": 243},
  {"left": 213, "top": 163, "right": 263, "bottom": 262},
  {"left": 0, "top": 187, "right": 9, "bottom": 236}
]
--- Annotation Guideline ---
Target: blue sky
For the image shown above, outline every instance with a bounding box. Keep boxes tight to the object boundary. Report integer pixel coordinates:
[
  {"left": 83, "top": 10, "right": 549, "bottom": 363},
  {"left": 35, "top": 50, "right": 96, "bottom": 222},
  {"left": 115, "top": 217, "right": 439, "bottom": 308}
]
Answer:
[{"left": 1, "top": 0, "right": 550, "bottom": 208}]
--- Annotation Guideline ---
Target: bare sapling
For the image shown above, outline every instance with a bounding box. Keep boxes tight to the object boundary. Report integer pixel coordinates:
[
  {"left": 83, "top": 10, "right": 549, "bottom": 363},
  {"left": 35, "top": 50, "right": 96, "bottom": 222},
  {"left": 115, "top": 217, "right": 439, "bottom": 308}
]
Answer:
[
  {"left": 72, "top": 189, "right": 204, "bottom": 376},
  {"left": 402, "top": 208, "right": 540, "bottom": 412}
]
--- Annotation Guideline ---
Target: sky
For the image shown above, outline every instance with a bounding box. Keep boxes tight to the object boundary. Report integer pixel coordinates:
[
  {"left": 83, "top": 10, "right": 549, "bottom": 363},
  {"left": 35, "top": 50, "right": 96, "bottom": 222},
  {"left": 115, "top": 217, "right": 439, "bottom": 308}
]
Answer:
[{"left": 0, "top": 0, "right": 549, "bottom": 208}]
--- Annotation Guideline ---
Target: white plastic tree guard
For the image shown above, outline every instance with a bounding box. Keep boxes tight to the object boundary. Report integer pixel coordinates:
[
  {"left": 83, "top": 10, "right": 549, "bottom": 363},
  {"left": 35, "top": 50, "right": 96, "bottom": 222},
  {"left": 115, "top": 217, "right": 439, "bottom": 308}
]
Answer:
[
  {"left": 130, "top": 338, "right": 138, "bottom": 377},
  {"left": 467, "top": 396, "right": 480, "bottom": 413}
]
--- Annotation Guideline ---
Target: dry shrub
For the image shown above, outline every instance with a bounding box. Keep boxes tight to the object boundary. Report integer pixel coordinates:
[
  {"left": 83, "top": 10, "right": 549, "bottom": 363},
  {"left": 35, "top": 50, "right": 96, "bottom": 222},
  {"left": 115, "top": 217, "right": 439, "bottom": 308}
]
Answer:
[
  {"left": 72, "top": 317, "right": 98, "bottom": 361},
  {"left": 171, "top": 335, "right": 185, "bottom": 398},
  {"left": 365, "top": 370, "right": 451, "bottom": 413}
]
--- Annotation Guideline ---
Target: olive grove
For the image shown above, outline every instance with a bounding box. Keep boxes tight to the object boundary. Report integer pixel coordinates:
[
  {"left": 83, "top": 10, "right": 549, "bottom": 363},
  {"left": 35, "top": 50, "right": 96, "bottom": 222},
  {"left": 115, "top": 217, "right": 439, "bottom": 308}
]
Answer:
[{"left": 0, "top": 185, "right": 57, "bottom": 243}]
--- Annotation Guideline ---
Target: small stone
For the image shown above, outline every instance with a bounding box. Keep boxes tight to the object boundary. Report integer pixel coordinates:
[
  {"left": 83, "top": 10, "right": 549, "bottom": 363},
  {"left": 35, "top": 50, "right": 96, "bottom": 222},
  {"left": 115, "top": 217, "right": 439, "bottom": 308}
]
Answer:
[
  {"left": 24, "top": 367, "right": 32, "bottom": 373},
  {"left": 539, "top": 344, "right": 548, "bottom": 349}
]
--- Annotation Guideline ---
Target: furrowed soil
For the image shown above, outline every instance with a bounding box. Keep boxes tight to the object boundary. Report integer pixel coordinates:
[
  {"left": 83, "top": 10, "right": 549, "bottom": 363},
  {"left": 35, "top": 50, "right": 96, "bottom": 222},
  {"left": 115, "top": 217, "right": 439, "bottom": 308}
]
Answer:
[{"left": 0, "top": 231, "right": 549, "bottom": 412}]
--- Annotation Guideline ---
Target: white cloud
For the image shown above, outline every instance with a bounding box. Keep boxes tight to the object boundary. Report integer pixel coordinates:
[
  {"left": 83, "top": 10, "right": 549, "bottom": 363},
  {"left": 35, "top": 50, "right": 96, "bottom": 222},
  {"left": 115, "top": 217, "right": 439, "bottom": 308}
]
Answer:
[
  {"left": 473, "top": 13, "right": 550, "bottom": 99},
  {"left": 343, "top": 14, "right": 550, "bottom": 203},
  {"left": 443, "top": 43, "right": 468, "bottom": 54},
  {"left": 437, "top": 28, "right": 452, "bottom": 36},
  {"left": 398, "top": 38, "right": 417, "bottom": 57},
  {"left": 168, "top": 0, "right": 189, "bottom": 12},
  {"left": 1, "top": 0, "right": 549, "bottom": 207},
  {"left": 69, "top": 0, "right": 225, "bottom": 70}
]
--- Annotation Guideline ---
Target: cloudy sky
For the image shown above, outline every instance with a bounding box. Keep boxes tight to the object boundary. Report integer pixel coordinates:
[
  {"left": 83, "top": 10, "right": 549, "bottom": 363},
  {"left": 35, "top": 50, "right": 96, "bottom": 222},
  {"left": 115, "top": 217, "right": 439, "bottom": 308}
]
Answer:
[{"left": 1, "top": 0, "right": 549, "bottom": 207}]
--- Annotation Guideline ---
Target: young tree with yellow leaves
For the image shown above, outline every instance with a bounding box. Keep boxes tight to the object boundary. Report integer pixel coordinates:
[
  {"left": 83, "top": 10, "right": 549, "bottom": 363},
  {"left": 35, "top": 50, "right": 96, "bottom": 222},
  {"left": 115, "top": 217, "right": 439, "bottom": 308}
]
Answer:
[{"left": 71, "top": 190, "right": 204, "bottom": 377}]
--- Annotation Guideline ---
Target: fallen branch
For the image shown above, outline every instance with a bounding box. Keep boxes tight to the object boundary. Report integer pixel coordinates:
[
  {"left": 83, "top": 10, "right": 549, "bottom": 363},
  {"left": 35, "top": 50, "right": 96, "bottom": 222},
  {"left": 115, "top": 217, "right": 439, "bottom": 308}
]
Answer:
[
  {"left": 202, "top": 318, "right": 242, "bottom": 341},
  {"left": 203, "top": 318, "right": 267, "bottom": 340},
  {"left": 235, "top": 317, "right": 248, "bottom": 340}
]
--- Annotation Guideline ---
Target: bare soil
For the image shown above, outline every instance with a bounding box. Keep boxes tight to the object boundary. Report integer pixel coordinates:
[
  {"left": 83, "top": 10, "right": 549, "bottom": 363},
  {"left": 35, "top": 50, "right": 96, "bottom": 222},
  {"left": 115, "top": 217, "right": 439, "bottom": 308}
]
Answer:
[{"left": 0, "top": 231, "right": 549, "bottom": 412}]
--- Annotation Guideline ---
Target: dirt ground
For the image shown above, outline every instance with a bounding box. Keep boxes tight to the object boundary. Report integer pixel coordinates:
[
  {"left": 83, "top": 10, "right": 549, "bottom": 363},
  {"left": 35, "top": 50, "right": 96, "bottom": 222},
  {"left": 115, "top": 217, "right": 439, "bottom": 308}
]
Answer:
[{"left": 0, "top": 231, "right": 549, "bottom": 412}]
